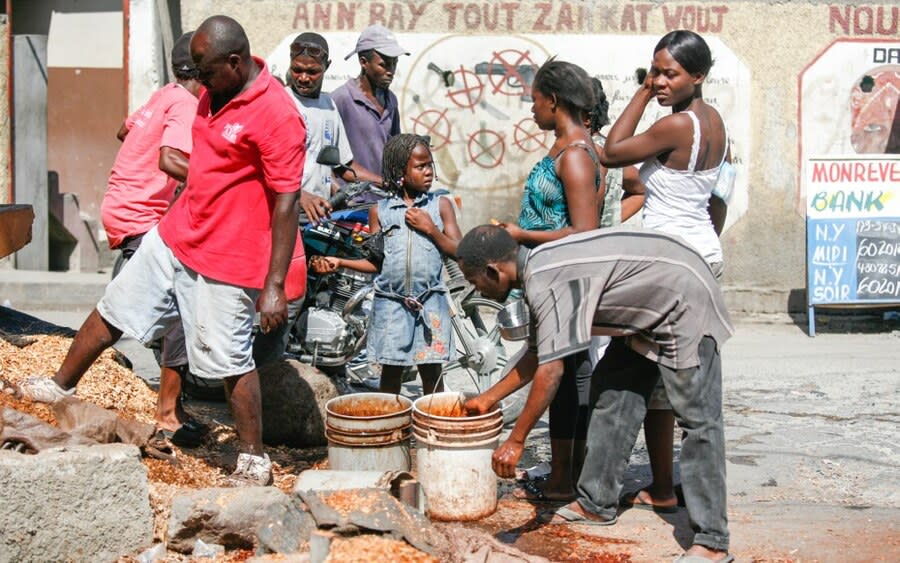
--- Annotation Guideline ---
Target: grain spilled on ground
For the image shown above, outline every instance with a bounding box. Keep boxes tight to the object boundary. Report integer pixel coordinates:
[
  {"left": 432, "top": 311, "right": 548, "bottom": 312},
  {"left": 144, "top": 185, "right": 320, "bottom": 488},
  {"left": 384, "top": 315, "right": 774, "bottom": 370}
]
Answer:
[
  {"left": 0, "top": 335, "right": 157, "bottom": 423},
  {"left": 326, "top": 535, "right": 439, "bottom": 563}
]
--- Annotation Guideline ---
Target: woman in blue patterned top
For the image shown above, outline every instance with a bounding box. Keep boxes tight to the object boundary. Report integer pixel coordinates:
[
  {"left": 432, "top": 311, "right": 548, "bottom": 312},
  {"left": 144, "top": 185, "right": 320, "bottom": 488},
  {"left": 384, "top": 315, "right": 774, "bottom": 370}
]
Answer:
[
  {"left": 500, "top": 60, "right": 601, "bottom": 245},
  {"left": 497, "top": 59, "right": 600, "bottom": 504}
]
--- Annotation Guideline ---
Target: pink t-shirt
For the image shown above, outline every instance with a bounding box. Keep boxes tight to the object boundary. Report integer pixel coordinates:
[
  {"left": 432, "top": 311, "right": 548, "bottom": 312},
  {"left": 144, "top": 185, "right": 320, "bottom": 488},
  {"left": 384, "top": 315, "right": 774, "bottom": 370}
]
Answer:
[
  {"left": 101, "top": 83, "right": 197, "bottom": 248},
  {"left": 158, "top": 58, "right": 307, "bottom": 297}
]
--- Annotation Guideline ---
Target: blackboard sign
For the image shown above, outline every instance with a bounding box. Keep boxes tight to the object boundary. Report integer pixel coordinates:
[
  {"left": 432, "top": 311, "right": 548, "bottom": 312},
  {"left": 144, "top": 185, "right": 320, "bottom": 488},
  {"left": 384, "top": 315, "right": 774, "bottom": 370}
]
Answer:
[{"left": 806, "top": 155, "right": 900, "bottom": 335}]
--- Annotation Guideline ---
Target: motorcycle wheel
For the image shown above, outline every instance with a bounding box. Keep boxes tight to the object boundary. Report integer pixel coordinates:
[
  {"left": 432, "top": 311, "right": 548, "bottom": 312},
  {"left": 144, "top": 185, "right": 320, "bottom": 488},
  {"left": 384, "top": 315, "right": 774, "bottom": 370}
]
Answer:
[{"left": 442, "top": 295, "right": 529, "bottom": 425}]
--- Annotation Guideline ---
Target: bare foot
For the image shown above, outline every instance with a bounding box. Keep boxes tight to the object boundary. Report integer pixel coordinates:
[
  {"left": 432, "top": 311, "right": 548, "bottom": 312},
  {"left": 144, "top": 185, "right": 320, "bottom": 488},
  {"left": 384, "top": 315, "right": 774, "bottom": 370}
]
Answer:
[
  {"left": 154, "top": 410, "right": 196, "bottom": 433},
  {"left": 622, "top": 487, "right": 678, "bottom": 510}
]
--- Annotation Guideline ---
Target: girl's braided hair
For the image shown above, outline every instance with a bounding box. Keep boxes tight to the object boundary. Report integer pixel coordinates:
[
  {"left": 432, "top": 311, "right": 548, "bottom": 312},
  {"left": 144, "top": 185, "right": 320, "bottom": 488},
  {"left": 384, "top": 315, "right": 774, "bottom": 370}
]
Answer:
[
  {"left": 587, "top": 77, "right": 610, "bottom": 134},
  {"left": 382, "top": 133, "right": 432, "bottom": 195}
]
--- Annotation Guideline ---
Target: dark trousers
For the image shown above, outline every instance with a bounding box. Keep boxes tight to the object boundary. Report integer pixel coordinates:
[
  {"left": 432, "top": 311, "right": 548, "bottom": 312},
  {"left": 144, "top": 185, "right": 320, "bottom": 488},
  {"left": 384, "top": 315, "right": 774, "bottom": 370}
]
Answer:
[
  {"left": 576, "top": 337, "right": 729, "bottom": 552},
  {"left": 548, "top": 350, "right": 592, "bottom": 440}
]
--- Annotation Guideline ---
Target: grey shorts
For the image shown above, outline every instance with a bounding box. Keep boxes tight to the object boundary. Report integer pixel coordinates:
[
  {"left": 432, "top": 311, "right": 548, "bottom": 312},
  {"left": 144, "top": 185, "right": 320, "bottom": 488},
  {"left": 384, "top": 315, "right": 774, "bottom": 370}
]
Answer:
[{"left": 98, "top": 227, "right": 259, "bottom": 379}]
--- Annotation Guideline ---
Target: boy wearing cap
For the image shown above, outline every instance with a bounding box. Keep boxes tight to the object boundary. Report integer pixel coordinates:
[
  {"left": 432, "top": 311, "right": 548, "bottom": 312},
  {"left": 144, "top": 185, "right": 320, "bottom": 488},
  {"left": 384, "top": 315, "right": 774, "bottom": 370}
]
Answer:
[
  {"left": 284, "top": 32, "right": 382, "bottom": 225},
  {"left": 331, "top": 24, "right": 410, "bottom": 178},
  {"left": 98, "top": 31, "right": 205, "bottom": 446}
]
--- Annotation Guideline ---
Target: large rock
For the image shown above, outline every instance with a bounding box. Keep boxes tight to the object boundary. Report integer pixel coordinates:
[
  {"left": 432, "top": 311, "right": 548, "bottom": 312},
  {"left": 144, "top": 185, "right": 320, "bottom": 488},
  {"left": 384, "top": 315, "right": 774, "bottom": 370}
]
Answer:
[
  {"left": 0, "top": 444, "right": 153, "bottom": 562},
  {"left": 259, "top": 359, "right": 339, "bottom": 447},
  {"left": 167, "top": 486, "right": 316, "bottom": 554}
]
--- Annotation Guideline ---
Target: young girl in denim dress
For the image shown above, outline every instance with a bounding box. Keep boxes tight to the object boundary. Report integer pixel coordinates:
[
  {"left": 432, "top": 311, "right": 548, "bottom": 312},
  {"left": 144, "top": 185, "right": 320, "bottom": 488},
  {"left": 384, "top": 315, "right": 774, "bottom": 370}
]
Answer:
[{"left": 312, "top": 134, "right": 462, "bottom": 395}]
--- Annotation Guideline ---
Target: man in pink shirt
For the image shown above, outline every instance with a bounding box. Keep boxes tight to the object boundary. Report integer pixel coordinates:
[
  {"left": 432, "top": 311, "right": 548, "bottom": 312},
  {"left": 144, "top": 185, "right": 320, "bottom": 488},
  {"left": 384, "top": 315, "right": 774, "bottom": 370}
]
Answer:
[
  {"left": 100, "top": 31, "right": 204, "bottom": 447},
  {"left": 20, "top": 15, "right": 306, "bottom": 486}
]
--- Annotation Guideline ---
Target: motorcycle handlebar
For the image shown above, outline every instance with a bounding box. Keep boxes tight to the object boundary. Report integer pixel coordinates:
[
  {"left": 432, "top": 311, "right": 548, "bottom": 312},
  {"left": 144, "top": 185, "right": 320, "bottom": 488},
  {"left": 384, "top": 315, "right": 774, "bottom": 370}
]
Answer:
[{"left": 328, "top": 181, "right": 373, "bottom": 210}]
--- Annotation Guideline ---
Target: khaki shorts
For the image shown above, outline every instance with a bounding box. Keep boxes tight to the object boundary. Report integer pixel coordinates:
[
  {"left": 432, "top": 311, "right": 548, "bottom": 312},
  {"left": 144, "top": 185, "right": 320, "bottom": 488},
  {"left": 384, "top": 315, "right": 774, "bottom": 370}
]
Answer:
[{"left": 98, "top": 227, "right": 259, "bottom": 379}]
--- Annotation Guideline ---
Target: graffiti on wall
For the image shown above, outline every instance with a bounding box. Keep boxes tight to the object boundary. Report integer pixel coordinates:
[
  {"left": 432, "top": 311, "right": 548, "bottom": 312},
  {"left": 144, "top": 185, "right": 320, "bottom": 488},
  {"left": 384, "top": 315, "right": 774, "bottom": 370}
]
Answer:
[
  {"left": 829, "top": 5, "right": 898, "bottom": 36},
  {"left": 290, "top": 2, "right": 732, "bottom": 34},
  {"left": 268, "top": 33, "right": 750, "bottom": 230},
  {"left": 799, "top": 39, "right": 900, "bottom": 211}
]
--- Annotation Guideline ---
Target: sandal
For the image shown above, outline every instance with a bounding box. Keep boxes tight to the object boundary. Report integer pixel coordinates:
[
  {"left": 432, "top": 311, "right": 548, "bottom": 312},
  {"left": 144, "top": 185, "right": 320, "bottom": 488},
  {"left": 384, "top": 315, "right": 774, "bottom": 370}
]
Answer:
[
  {"left": 515, "top": 461, "right": 552, "bottom": 483},
  {"left": 144, "top": 432, "right": 178, "bottom": 464},
  {"left": 512, "top": 480, "right": 576, "bottom": 504},
  {"left": 158, "top": 419, "right": 209, "bottom": 449}
]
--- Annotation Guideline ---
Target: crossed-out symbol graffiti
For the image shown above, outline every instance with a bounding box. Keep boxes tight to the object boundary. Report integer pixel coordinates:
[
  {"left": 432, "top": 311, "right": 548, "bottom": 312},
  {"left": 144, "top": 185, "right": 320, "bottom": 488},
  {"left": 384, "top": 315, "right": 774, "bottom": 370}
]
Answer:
[
  {"left": 410, "top": 108, "right": 453, "bottom": 151},
  {"left": 446, "top": 66, "right": 485, "bottom": 113},
  {"left": 513, "top": 118, "right": 549, "bottom": 153},
  {"left": 467, "top": 129, "right": 505, "bottom": 169},
  {"left": 483, "top": 49, "right": 538, "bottom": 99}
]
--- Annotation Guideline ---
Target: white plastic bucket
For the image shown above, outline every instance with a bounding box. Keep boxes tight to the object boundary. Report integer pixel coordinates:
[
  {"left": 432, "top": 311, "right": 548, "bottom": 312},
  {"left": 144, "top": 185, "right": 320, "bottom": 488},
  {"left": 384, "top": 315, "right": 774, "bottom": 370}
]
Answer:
[
  {"left": 325, "top": 393, "right": 413, "bottom": 471},
  {"left": 412, "top": 392, "right": 502, "bottom": 521}
]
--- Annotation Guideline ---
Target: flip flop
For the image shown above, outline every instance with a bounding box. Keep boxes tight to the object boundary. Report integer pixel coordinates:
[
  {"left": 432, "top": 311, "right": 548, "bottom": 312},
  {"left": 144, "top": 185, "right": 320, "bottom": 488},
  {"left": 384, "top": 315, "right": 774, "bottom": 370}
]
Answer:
[
  {"left": 672, "top": 555, "right": 734, "bottom": 563},
  {"left": 515, "top": 461, "right": 552, "bottom": 483},
  {"left": 161, "top": 419, "right": 209, "bottom": 448},
  {"left": 144, "top": 433, "right": 179, "bottom": 465},
  {"left": 620, "top": 490, "right": 679, "bottom": 514},
  {"left": 540, "top": 506, "right": 618, "bottom": 527},
  {"left": 512, "top": 480, "right": 576, "bottom": 504}
]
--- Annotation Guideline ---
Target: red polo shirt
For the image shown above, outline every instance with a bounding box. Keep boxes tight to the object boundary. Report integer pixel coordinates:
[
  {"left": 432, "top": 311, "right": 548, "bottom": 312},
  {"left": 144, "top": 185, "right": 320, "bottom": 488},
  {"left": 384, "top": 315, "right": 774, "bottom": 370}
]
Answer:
[{"left": 158, "top": 58, "right": 307, "bottom": 298}]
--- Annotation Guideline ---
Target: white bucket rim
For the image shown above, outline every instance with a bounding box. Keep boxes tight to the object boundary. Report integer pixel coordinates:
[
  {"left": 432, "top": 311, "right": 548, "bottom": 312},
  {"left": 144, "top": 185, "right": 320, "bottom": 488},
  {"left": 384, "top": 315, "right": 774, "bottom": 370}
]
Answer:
[
  {"left": 412, "top": 415, "right": 504, "bottom": 435},
  {"left": 412, "top": 391, "right": 500, "bottom": 422},
  {"left": 327, "top": 428, "right": 412, "bottom": 447},
  {"left": 326, "top": 392, "right": 413, "bottom": 421},
  {"left": 413, "top": 430, "right": 501, "bottom": 449}
]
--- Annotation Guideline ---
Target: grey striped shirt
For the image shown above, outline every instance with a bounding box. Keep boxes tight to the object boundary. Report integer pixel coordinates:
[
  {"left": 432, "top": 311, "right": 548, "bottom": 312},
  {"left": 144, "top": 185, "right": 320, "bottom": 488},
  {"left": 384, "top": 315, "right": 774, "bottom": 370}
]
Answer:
[{"left": 521, "top": 227, "right": 733, "bottom": 369}]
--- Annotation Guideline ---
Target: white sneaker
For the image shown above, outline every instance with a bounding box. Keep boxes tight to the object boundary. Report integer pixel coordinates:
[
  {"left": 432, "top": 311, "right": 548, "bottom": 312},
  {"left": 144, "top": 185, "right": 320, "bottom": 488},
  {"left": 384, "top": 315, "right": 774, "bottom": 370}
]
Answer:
[
  {"left": 224, "top": 453, "right": 273, "bottom": 487},
  {"left": 17, "top": 376, "right": 76, "bottom": 403}
]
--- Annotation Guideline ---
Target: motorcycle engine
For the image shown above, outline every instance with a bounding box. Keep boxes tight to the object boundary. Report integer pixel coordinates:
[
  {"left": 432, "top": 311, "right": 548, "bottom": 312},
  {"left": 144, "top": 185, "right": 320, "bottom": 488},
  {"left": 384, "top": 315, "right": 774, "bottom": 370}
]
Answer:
[
  {"left": 292, "top": 268, "right": 373, "bottom": 360},
  {"left": 326, "top": 268, "right": 372, "bottom": 313},
  {"left": 303, "top": 308, "right": 348, "bottom": 350}
]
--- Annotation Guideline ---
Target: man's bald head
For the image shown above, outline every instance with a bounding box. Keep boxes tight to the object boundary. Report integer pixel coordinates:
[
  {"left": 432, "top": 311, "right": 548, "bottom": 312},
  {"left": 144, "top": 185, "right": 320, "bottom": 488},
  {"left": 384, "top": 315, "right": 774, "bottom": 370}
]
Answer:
[
  {"left": 191, "top": 15, "right": 259, "bottom": 104},
  {"left": 195, "top": 15, "right": 250, "bottom": 60}
]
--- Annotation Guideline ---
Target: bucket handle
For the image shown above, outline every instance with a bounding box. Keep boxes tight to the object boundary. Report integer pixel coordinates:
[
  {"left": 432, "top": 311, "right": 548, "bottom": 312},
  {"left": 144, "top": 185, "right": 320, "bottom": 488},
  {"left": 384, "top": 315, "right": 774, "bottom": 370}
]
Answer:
[{"left": 423, "top": 385, "right": 466, "bottom": 420}]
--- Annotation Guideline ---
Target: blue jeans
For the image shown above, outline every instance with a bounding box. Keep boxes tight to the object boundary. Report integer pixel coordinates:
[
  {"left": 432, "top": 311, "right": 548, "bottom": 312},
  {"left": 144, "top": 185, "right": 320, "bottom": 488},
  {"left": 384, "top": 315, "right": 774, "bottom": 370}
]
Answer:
[{"left": 576, "top": 336, "right": 729, "bottom": 552}]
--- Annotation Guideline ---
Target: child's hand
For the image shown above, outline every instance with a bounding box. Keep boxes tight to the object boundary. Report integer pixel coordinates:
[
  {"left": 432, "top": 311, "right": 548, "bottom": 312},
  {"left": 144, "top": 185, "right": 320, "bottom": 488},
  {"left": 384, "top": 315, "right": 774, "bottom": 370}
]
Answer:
[
  {"left": 310, "top": 256, "right": 340, "bottom": 273},
  {"left": 405, "top": 208, "right": 436, "bottom": 236}
]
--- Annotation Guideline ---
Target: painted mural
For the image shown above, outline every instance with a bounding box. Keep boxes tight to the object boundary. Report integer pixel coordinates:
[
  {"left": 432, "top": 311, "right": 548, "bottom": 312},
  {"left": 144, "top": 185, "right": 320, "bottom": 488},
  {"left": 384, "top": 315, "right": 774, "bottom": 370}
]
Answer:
[{"left": 267, "top": 33, "right": 750, "bottom": 230}]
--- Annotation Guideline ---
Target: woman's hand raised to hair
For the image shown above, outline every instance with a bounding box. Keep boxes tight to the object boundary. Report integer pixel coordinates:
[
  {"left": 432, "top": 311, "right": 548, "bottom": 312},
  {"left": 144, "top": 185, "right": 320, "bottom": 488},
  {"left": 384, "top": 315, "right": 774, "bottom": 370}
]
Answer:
[
  {"left": 640, "top": 65, "right": 658, "bottom": 97},
  {"left": 499, "top": 222, "right": 524, "bottom": 243}
]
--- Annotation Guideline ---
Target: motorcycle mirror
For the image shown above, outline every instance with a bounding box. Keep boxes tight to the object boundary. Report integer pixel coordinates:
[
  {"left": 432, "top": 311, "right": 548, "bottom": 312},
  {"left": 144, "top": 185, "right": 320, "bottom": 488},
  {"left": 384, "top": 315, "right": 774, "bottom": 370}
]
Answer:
[{"left": 316, "top": 145, "right": 342, "bottom": 167}]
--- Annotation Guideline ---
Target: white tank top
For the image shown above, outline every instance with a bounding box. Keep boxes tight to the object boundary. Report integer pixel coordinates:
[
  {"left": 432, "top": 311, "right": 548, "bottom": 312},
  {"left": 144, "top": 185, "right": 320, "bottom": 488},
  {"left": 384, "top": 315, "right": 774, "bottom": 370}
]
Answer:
[{"left": 639, "top": 110, "right": 726, "bottom": 265}]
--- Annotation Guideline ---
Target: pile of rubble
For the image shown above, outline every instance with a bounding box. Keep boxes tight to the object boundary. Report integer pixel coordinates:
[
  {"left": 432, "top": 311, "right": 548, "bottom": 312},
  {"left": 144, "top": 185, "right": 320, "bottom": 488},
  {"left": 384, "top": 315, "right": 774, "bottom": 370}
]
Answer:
[
  {"left": 0, "top": 327, "right": 549, "bottom": 562},
  {"left": 0, "top": 316, "right": 631, "bottom": 562}
]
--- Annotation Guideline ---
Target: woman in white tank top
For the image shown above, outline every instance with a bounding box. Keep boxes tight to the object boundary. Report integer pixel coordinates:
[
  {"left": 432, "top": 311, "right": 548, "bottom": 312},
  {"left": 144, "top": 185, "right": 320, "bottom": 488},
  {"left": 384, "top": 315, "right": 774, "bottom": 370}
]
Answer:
[
  {"left": 602, "top": 31, "right": 729, "bottom": 271},
  {"left": 598, "top": 31, "right": 730, "bottom": 562}
]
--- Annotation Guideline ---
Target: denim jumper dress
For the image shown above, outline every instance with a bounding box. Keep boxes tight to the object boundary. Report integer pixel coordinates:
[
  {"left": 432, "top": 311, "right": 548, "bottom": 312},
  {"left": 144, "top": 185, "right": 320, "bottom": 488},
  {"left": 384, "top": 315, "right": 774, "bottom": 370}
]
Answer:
[{"left": 367, "top": 192, "right": 454, "bottom": 366}]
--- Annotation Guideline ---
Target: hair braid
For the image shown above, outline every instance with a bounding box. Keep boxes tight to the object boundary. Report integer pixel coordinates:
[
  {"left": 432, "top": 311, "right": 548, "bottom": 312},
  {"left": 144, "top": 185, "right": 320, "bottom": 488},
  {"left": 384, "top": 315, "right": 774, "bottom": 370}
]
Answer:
[{"left": 382, "top": 134, "right": 431, "bottom": 195}]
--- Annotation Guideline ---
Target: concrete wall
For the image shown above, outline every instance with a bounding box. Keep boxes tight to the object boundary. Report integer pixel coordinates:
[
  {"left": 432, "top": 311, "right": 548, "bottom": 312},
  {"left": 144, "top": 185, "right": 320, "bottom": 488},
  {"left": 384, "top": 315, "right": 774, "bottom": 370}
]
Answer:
[{"left": 0, "top": 16, "right": 9, "bottom": 206}]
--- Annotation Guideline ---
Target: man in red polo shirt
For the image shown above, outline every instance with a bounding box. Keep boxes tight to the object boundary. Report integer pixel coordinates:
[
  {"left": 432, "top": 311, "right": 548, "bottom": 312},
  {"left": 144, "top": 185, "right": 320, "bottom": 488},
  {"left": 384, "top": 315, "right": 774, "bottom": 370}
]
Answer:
[
  {"left": 19, "top": 15, "right": 306, "bottom": 486},
  {"left": 101, "top": 31, "right": 203, "bottom": 447}
]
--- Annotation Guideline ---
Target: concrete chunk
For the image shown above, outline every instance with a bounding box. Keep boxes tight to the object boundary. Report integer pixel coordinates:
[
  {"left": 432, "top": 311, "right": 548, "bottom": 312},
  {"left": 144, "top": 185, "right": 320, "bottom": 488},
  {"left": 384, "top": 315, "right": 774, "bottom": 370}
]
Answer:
[
  {"left": 167, "top": 486, "right": 315, "bottom": 554},
  {"left": 0, "top": 443, "right": 153, "bottom": 562}
]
